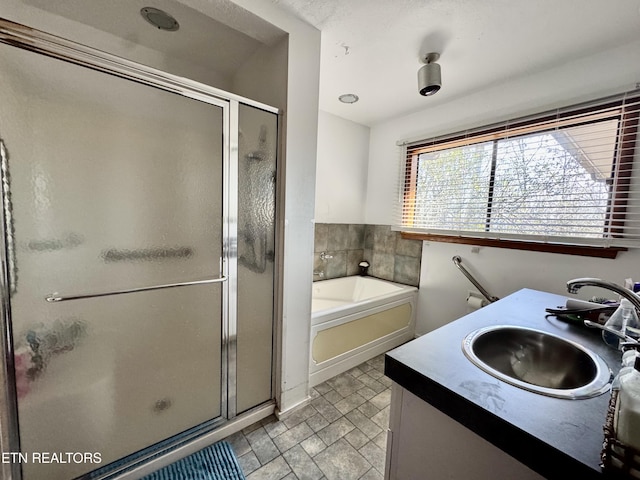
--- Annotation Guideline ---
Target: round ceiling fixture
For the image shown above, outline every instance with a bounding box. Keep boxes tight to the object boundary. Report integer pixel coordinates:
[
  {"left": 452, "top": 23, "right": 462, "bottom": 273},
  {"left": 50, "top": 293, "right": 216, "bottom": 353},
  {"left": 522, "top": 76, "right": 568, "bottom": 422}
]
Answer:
[
  {"left": 140, "top": 7, "right": 180, "bottom": 31},
  {"left": 338, "top": 93, "right": 359, "bottom": 104}
]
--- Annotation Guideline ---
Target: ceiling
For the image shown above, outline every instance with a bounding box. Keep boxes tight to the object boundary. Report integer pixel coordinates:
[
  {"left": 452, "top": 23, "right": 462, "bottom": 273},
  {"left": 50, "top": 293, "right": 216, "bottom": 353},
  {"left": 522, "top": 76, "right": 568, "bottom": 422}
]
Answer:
[
  {"left": 269, "top": 0, "right": 640, "bottom": 126},
  {"left": 13, "top": 0, "right": 640, "bottom": 127},
  {"left": 19, "top": 0, "right": 286, "bottom": 79}
]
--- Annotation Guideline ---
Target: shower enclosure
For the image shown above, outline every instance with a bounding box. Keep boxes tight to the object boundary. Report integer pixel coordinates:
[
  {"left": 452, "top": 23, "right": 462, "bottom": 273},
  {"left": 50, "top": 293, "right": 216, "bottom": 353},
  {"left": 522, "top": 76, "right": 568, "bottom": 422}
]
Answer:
[{"left": 0, "top": 19, "right": 278, "bottom": 480}]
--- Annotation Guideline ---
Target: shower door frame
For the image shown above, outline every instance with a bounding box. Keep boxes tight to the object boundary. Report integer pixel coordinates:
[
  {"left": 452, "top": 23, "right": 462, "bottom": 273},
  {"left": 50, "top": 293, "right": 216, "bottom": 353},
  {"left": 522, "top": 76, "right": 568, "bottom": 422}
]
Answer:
[{"left": 0, "top": 17, "right": 280, "bottom": 480}]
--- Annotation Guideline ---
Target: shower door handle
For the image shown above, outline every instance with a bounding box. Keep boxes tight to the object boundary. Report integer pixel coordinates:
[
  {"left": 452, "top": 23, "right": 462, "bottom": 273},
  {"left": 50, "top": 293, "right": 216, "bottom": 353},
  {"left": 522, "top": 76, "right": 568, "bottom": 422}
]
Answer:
[{"left": 45, "top": 276, "right": 228, "bottom": 302}]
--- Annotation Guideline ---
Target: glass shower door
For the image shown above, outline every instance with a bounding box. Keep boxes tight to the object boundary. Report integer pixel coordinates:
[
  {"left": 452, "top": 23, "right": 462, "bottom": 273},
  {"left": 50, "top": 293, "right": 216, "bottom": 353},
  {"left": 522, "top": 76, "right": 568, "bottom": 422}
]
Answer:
[
  {"left": 236, "top": 104, "right": 278, "bottom": 414},
  {"left": 0, "top": 42, "right": 226, "bottom": 480}
]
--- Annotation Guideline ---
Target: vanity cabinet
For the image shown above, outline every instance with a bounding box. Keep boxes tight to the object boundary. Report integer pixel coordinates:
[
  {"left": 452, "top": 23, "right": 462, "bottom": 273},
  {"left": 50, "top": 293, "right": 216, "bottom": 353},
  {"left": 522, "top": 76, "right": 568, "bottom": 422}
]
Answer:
[
  {"left": 385, "top": 383, "right": 544, "bottom": 479},
  {"left": 383, "top": 289, "right": 620, "bottom": 480}
]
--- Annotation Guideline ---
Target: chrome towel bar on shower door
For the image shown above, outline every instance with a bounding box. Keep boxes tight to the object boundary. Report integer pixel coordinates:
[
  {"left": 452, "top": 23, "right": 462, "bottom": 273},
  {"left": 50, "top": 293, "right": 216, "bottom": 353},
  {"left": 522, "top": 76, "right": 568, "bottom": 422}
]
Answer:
[{"left": 45, "top": 276, "right": 228, "bottom": 302}]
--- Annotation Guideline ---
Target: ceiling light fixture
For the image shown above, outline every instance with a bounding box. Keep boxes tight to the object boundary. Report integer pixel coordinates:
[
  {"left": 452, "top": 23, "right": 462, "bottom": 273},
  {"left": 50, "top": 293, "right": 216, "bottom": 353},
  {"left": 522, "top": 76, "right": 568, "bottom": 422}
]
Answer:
[
  {"left": 140, "top": 7, "right": 180, "bottom": 32},
  {"left": 418, "top": 52, "right": 441, "bottom": 96},
  {"left": 338, "top": 93, "right": 359, "bottom": 104}
]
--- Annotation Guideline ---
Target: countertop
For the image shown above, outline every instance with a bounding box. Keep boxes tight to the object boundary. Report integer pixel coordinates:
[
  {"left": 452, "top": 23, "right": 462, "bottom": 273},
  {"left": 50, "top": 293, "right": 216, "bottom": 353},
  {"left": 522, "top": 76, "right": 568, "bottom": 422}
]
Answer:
[{"left": 385, "top": 288, "right": 622, "bottom": 480}]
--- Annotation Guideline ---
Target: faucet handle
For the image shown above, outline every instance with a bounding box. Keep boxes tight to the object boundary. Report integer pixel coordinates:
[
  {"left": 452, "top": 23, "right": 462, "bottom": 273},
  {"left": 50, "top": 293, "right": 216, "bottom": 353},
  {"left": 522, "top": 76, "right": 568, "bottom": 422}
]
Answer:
[{"left": 320, "top": 252, "right": 333, "bottom": 261}]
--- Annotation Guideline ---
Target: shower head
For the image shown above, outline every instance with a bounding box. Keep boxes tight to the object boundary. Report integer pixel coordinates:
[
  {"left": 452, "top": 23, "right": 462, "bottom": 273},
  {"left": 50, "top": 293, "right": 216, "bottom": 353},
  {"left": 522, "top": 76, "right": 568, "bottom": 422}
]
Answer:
[
  {"left": 140, "top": 7, "right": 180, "bottom": 31},
  {"left": 246, "top": 126, "right": 269, "bottom": 161}
]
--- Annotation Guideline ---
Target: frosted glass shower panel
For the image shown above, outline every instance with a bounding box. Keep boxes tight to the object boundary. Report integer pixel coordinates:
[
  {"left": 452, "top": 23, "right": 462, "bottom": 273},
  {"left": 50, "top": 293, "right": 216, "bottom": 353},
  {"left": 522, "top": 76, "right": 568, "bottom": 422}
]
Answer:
[
  {"left": 18, "top": 288, "right": 222, "bottom": 480},
  {"left": 0, "top": 44, "right": 225, "bottom": 479},
  {"left": 236, "top": 104, "right": 277, "bottom": 413},
  {"left": 0, "top": 46, "right": 224, "bottom": 293}
]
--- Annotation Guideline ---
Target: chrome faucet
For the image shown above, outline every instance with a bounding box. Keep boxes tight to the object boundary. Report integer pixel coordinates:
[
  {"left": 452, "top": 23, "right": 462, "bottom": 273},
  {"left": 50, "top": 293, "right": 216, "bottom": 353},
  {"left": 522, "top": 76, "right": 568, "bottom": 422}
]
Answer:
[
  {"left": 319, "top": 251, "right": 333, "bottom": 261},
  {"left": 566, "top": 277, "right": 640, "bottom": 318}
]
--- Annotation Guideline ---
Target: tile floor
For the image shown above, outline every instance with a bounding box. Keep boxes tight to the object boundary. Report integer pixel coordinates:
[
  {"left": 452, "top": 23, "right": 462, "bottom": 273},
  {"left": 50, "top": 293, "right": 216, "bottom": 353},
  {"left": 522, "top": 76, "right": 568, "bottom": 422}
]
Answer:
[{"left": 225, "top": 354, "right": 391, "bottom": 480}]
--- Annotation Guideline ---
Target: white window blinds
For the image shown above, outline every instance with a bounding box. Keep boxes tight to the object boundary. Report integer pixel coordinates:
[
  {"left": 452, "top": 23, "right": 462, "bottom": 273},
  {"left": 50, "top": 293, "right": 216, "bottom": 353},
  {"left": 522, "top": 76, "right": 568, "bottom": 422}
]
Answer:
[{"left": 396, "top": 91, "right": 640, "bottom": 248}]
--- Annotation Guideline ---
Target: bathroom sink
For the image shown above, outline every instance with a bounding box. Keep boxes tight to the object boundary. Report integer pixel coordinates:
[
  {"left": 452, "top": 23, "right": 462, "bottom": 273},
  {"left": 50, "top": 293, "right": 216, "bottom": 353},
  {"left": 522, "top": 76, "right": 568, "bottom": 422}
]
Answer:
[{"left": 462, "top": 325, "right": 612, "bottom": 399}]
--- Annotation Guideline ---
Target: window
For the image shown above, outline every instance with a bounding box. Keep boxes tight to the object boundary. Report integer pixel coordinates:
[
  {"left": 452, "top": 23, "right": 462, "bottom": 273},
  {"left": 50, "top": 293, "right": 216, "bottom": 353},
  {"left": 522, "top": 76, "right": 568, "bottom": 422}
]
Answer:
[{"left": 398, "top": 92, "right": 640, "bottom": 255}]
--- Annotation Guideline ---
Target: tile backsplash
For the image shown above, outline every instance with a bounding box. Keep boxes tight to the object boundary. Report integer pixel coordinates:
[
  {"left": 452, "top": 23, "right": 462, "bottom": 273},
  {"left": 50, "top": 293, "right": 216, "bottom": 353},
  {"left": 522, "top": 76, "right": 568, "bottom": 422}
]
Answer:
[{"left": 313, "top": 223, "right": 422, "bottom": 286}]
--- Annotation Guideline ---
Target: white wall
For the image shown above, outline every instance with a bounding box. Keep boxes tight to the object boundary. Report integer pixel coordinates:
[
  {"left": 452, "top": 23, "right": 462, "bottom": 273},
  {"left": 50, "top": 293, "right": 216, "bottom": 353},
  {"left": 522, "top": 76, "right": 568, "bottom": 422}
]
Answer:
[
  {"left": 315, "top": 111, "right": 370, "bottom": 224},
  {"left": 232, "top": 38, "right": 288, "bottom": 109},
  {"left": 366, "top": 39, "right": 640, "bottom": 334},
  {"left": 417, "top": 243, "right": 640, "bottom": 335}
]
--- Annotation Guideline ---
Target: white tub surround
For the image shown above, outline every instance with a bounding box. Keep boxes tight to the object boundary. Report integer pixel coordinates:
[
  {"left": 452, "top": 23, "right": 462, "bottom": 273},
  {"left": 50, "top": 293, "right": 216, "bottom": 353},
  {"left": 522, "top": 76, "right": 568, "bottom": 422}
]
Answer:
[{"left": 310, "top": 276, "right": 417, "bottom": 386}]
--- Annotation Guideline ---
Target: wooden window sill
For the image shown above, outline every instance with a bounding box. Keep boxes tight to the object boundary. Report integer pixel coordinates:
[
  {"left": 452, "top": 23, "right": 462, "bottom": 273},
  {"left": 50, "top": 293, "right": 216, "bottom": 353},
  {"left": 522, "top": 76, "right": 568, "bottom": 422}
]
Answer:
[{"left": 400, "top": 232, "right": 626, "bottom": 259}]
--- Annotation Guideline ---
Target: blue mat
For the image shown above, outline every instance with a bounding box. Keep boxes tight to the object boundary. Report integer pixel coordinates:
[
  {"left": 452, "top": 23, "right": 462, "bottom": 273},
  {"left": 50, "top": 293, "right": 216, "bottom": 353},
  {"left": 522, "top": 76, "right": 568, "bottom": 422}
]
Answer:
[{"left": 141, "top": 441, "right": 245, "bottom": 480}]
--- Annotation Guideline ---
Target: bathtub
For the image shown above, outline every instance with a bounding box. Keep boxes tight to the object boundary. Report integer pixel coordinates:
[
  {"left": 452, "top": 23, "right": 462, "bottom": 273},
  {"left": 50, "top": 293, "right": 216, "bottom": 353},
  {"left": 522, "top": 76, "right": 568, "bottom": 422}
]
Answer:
[{"left": 309, "top": 276, "right": 417, "bottom": 386}]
